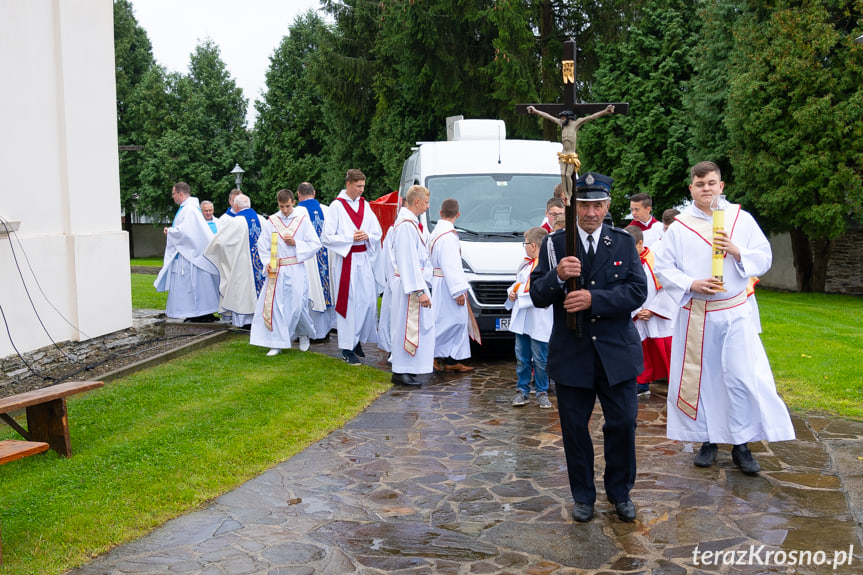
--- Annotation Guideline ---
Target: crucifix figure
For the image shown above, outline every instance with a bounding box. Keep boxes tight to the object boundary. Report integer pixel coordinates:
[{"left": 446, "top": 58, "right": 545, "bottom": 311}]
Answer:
[
  {"left": 516, "top": 39, "right": 629, "bottom": 332},
  {"left": 516, "top": 40, "right": 628, "bottom": 204},
  {"left": 525, "top": 105, "right": 615, "bottom": 204}
]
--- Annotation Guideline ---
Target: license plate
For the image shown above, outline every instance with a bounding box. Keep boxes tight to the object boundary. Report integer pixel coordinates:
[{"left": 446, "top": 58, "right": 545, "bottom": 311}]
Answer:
[{"left": 495, "top": 317, "right": 510, "bottom": 331}]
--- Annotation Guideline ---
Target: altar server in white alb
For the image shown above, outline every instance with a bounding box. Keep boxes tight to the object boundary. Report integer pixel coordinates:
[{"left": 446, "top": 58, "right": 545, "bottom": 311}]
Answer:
[
  {"left": 154, "top": 182, "right": 221, "bottom": 322},
  {"left": 250, "top": 189, "right": 321, "bottom": 356},
  {"left": 429, "top": 198, "right": 475, "bottom": 373},
  {"left": 388, "top": 185, "right": 435, "bottom": 386},
  {"left": 653, "top": 161, "right": 794, "bottom": 476},
  {"left": 321, "top": 169, "right": 382, "bottom": 365}
]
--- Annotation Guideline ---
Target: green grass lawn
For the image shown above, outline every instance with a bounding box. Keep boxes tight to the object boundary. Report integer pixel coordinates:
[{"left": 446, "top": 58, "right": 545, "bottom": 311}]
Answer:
[
  {"left": 130, "top": 257, "right": 163, "bottom": 267},
  {"left": 757, "top": 289, "right": 863, "bottom": 419},
  {"left": 0, "top": 337, "right": 390, "bottom": 575},
  {"left": 130, "top": 273, "right": 167, "bottom": 309}
]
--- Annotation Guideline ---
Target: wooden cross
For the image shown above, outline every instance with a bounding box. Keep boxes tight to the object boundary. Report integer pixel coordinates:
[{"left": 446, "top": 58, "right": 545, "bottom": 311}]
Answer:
[
  {"left": 515, "top": 40, "right": 629, "bottom": 119},
  {"left": 516, "top": 39, "right": 629, "bottom": 333}
]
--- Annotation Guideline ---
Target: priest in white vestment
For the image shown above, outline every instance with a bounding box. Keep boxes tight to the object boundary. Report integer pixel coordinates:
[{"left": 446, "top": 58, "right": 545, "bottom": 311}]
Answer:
[
  {"left": 321, "top": 169, "right": 382, "bottom": 365},
  {"left": 204, "top": 194, "right": 266, "bottom": 328},
  {"left": 654, "top": 161, "right": 794, "bottom": 476},
  {"left": 250, "top": 189, "right": 321, "bottom": 355},
  {"left": 429, "top": 198, "right": 474, "bottom": 372},
  {"left": 154, "top": 182, "right": 220, "bottom": 321},
  {"left": 388, "top": 185, "right": 434, "bottom": 386}
]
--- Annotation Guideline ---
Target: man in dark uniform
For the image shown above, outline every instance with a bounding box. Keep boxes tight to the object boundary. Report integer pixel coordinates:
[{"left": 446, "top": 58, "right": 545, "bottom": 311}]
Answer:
[{"left": 529, "top": 172, "right": 647, "bottom": 523}]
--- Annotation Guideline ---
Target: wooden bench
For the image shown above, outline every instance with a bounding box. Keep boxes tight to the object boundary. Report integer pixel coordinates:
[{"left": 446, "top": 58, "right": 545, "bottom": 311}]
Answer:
[
  {"left": 0, "top": 380, "right": 104, "bottom": 458},
  {"left": 0, "top": 439, "right": 50, "bottom": 564}
]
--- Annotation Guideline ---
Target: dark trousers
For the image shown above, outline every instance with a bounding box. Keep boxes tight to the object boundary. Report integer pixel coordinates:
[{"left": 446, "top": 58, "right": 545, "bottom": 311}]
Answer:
[{"left": 555, "top": 353, "right": 638, "bottom": 505}]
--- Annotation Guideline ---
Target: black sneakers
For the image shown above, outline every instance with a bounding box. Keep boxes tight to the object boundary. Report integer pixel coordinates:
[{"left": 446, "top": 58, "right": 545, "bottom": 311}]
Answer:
[
  {"left": 341, "top": 349, "right": 361, "bottom": 365},
  {"left": 693, "top": 442, "right": 718, "bottom": 467},
  {"left": 694, "top": 442, "right": 761, "bottom": 475},
  {"left": 732, "top": 443, "right": 761, "bottom": 475}
]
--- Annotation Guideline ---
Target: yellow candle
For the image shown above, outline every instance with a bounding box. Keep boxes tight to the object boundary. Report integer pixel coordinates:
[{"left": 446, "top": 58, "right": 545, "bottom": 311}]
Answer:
[
  {"left": 270, "top": 232, "right": 279, "bottom": 272},
  {"left": 711, "top": 208, "right": 724, "bottom": 281}
]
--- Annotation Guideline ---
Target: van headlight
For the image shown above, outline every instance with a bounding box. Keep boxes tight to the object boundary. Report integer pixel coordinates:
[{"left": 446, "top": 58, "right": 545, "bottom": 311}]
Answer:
[{"left": 462, "top": 258, "right": 473, "bottom": 273}]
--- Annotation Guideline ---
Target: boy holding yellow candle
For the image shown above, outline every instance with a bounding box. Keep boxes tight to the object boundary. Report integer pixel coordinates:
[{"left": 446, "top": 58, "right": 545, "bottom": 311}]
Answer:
[
  {"left": 654, "top": 161, "right": 794, "bottom": 476},
  {"left": 250, "top": 189, "right": 322, "bottom": 356}
]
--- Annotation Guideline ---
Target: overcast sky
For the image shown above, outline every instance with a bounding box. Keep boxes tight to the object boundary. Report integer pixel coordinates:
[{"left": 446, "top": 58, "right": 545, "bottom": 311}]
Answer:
[{"left": 132, "top": 0, "right": 323, "bottom": 127}]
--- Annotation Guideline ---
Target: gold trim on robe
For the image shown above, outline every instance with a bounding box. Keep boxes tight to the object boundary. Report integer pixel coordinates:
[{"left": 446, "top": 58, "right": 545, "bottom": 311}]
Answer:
[
  {"left": 262, "top": 213, "right": 304, "bottom": 331},
  {"left": 677, "top": 290, "right": 749, "bottom": 419}
]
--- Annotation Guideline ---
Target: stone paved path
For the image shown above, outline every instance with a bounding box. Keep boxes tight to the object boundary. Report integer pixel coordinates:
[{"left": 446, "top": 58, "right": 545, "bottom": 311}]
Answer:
[{"left": 70, "top": 340, "right": 862, "bottom": 574}]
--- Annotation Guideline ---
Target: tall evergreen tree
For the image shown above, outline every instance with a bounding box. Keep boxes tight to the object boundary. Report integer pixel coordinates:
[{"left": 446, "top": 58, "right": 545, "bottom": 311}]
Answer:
[
  {"left": 137, "top": 41, "right": 251, "bottom": 218},
  {"left": 579, "top": 0, "right": 699, "bottom": 221},
  {"left": 313, "top": 0, "right": 384, "bottom": 196},
  {"left": 725, "top": 0, "right": 863, "bottom": 291},
  {"left": 255, "top": 11, "right": 329, "bottom": 209},
  {"left": 684, "top": 0, "right": 739, "bottom": 186},
  {"left": 113, "top": 0, "right": 156, "bottom": 210},
  {"left": 369, "top": 0, "right": 500, "bottom": 189}
]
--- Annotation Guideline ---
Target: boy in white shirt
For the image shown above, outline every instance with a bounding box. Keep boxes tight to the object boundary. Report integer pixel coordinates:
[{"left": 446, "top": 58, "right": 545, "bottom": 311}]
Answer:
[{"left": 506, "top": 227, "right": 554, "bottom": 408}]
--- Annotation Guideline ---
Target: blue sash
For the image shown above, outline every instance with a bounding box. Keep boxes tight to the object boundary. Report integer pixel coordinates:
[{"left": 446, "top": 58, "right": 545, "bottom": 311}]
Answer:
[
  {"left": 172, "top": 205, "right": 183, "bottom": 226},
  {"left": 298, "top": 198, "right": 333, "bottom": 306},
  {"left": 236, "top": 209, "right": 266, "bottom": 296}
]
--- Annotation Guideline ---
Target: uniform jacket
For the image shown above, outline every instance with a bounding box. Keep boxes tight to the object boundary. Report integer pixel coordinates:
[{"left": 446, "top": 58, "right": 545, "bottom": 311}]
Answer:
[{"left": 529, "top": 225, "right": 647, "bottom": 388}]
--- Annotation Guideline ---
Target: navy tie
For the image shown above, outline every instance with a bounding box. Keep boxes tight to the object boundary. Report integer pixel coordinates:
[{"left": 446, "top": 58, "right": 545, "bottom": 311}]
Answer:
[{"left": 587, "top": 234, "right": 596, "bottom": 264}]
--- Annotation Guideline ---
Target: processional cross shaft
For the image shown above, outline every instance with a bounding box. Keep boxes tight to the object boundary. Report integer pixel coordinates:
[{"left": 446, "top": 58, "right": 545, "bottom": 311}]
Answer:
[{"left": 516, "top": 40, "right": 629, "bottom": 331}]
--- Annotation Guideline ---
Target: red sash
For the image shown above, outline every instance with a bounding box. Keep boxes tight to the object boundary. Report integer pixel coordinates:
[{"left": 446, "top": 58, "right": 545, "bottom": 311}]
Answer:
[{"left": 335, "top": 197, "right": 367, "bottom": 318}]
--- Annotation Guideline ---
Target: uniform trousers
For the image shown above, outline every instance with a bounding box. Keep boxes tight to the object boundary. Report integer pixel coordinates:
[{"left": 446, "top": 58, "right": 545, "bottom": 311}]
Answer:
[{"left": 555, "top": 351, "right": 638, "bottom": 505}]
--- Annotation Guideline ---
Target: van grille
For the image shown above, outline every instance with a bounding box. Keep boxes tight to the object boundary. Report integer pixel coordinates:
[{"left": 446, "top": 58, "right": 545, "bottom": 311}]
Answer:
[{"left": 470, "top": 281, "right": 510, "bottom": 306}]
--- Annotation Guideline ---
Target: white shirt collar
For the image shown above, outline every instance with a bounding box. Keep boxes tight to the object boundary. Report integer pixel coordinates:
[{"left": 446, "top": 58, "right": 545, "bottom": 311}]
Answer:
[{"left": 577, "top": 225, "right": 602, "bottom": 250}]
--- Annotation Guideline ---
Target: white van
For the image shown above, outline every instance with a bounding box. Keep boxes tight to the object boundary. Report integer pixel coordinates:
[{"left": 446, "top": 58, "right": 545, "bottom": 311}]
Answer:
[{"left": 398, "top": 118, "right": 561, "bottom": 339}]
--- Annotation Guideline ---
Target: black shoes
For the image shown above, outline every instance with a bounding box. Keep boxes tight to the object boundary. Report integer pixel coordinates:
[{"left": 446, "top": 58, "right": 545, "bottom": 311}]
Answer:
[
  {"left": 391, "top": 372, "right": 421, "bottom": 387},
  {"left": 184, "top": 313, "right": 217, "bottom": 323},
  {"left": 609, "top": 499, "right": 637, "bottom": 522},
  {"left": 353, "top": 343, "right": 365, "bottom": 358},
  {"left": 341, "top": 349, "right": 361, "bottom": 365},
  {"left": 694, "top": 442, "right": 718, "bottom": 467},
  {"left": 694, "top": 442, "right": 761, "bottom": 475},
  {"left": 732, "top": 443, "right": 761, "bottom": 475},
  {"left": 571, "top": 499, "right": 636, "bottom": 522},
  {"left": 570, "top": 502, "right": 594, "bottom": 522}
]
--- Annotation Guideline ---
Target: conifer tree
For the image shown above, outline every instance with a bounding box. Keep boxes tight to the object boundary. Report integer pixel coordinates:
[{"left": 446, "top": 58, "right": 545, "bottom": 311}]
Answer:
[
  {"left": 579, "top": 0, "right": 698, "bottom": 220},
  {"left": 255, "top": 11, "right": 329, "bottom": 209},
  {"left": 725, "top": 0, "right": 863, "bottom": 291}
]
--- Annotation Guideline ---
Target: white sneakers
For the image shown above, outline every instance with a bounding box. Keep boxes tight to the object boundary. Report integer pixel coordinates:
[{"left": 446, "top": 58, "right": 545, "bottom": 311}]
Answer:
[{"left": 266, "top": 336, "right": 310, "bottom": 356}]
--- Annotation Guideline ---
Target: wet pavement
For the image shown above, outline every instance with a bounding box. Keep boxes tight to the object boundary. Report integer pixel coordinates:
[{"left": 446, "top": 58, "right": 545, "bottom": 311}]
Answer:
[{"left": 71, "top": 338, "right": 862, "bottom": 574}]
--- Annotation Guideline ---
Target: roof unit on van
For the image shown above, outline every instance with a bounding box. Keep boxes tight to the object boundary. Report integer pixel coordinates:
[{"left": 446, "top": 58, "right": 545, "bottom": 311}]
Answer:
[{"left": 450, "top": 119, "right": 506, "bottom": 141}]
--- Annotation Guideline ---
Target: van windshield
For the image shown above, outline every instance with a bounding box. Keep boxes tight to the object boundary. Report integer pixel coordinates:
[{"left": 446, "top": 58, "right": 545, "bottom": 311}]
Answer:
[{"left": 427, "top": 174, "right": 560, "bottom": 237}]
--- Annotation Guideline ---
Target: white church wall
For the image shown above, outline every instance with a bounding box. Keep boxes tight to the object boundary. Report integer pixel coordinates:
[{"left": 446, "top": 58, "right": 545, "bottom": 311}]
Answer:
[{"left": 0, "top": 0, "right": 131, "bottom": 359}]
